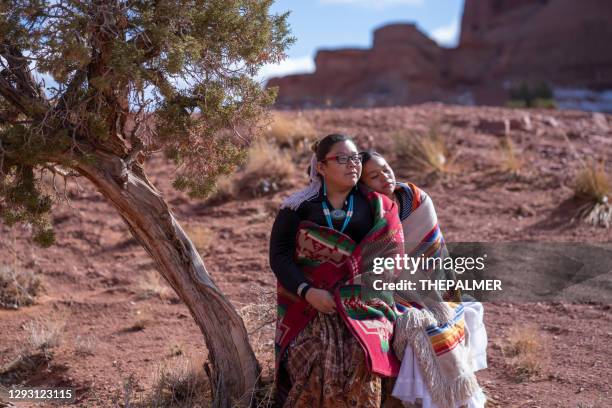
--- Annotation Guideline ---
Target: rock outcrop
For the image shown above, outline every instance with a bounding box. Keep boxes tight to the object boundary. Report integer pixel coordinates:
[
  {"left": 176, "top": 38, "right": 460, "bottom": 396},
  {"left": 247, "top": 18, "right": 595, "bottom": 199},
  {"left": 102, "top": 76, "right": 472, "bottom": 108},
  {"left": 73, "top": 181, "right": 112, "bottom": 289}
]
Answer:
[{"left": 267, "top": 0, "right": 612, "bottom": 110}]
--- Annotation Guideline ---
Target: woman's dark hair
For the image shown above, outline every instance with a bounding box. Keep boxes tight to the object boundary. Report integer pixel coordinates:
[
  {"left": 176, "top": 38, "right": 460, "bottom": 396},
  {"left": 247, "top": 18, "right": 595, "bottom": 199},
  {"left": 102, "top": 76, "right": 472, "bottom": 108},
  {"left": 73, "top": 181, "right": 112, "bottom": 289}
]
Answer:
[
  {"left": 360, "top": 149, "right": 384, "bottom": 166},
  {"left": 306, "top": 134, "right": 355, "bottom": 176},
  {"left": 311, "top": 133, "right": 353, "bottom": 161}
]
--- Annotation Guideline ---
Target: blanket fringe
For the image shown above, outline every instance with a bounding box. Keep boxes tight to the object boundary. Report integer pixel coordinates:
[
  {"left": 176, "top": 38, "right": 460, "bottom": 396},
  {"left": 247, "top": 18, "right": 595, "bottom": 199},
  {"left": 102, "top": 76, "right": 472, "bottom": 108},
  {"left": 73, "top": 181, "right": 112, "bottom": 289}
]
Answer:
[
  {"left": 423, "top": 300, "right": 455, "bottom": 326},
  {"left": 392, "top": 308, "right": 436, "bottom": 360},
  {"left": 393, "top": 309, "right": 481, "bottom": 408}
]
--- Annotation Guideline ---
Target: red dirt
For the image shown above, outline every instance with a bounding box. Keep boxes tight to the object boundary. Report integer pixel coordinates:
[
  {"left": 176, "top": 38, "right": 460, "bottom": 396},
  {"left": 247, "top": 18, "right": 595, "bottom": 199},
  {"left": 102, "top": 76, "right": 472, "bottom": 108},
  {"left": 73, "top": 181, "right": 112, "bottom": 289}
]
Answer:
[{"left": 1, "top": 104, "right": 611, "bottom": 407}]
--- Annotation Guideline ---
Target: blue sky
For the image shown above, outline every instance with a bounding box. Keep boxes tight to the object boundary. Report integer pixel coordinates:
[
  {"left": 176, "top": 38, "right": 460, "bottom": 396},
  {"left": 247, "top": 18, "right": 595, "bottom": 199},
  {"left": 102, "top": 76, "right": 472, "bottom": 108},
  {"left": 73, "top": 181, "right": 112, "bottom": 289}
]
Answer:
[{"left": 259, "top": 0, "right": 465, "bottom": 81}]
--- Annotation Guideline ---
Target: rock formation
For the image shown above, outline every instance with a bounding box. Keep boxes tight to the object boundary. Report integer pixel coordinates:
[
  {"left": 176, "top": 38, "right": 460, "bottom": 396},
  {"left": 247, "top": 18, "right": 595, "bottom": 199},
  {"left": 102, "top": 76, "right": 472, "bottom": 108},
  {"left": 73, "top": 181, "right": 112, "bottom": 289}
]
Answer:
[{"left": 267, "top": 0, "right": 612, "bottom": 110}]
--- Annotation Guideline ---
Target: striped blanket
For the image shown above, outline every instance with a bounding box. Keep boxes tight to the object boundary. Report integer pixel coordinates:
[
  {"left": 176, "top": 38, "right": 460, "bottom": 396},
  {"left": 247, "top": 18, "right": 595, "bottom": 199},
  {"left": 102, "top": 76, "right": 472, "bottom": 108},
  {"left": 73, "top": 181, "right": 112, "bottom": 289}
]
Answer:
[
  {"left": 392, "top": 182, "right": 481, "bottom": 408},
  {"left": 275, "top": 190, "right": 405, "bottom": 382}
]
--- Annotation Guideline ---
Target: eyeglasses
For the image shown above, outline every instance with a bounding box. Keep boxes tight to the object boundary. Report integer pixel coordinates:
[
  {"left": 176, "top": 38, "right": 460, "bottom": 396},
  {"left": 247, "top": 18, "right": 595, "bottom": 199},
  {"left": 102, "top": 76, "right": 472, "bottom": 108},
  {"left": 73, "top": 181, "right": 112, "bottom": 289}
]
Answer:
[{"left": 321, "top": 153, "right": 363, "bottom": 165}]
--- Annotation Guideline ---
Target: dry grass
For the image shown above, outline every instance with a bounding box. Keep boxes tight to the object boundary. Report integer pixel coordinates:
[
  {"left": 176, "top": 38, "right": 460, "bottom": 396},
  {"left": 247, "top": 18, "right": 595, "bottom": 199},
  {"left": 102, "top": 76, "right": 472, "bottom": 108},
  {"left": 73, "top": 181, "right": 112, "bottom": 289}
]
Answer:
[
  {"left": 183, "top": 225, "right": 215, "bottom": 257},
  {"left": 74, "top": 334, "right": 98, "bottom": 356},
  {"left": 497, "top": 135, "right": 523, "bottom": 174},
  {"left": 210, "top": 175, "right": 237, "bottom": 202},
  {"left": 572, "top": 160, "right": 612, "bottom": 228},
  {"left": 207, "top": 139, "right": 298, "bottom": 202},
  {"left": 392, "top": 123, "right": 457, "bottom": 177},
  {"left": 22, "top": 317, "right": 65, "bottom": 357},
  {"left": 123, "top": 309, "right": 154, "bottom": 332},
  {"left": 502, "top": 325, "right": 548, "bottom": 382},
  {"left": 236, "top": 140, "right": 297, "bottom": 198},
  {"left": 239, "top": 287, "right": 276, "bottom": 337},
  {"left": 264, "top": 111, "right": 316, "bottom": 150},
  {"left": 169, "top": 344, "right": 184, "bottom": 357},
  {"left": 0, "top": 264, "right": 44, "bottom": 309},
  {"left": 137, "top": 270, "right": 176, "bottom": 302},
  {"left": 237, "top": 286, "right": 276, "bottom": 406},
  {"left": 0, "top": 317, "right": 63, "bottom": 384},
  {"left": 146, "top": 356, "right": 210, "bottom": 408},
  {"left": 232, "top": 376, "right": 275, "bottom": 408}
]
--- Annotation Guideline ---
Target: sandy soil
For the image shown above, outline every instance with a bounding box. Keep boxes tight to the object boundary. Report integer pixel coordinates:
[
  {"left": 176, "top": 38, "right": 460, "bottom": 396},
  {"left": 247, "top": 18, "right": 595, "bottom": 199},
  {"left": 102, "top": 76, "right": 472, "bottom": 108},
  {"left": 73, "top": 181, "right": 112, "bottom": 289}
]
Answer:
[{"left": 1, "top": 104, "right": 611, "bottom": 407}]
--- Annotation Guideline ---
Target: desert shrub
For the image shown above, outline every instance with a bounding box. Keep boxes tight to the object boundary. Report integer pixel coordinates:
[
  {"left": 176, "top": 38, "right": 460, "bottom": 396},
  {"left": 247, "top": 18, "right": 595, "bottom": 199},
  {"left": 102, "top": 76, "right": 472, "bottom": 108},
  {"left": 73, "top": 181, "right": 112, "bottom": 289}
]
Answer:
[
  {"left": 0, "top": 264, "right": 44, "bottom": 309},
  {"left": 0, "top": 317, "right": 63, "bottom": 385},
  {"left": 125, "top": 309, "right": 154, "bottom": 332},
  {"left": 502, "top": 325, "right": 548, "bottom": 381},
  {"left": 137, "top": 270, "right": 176, "bottom": 302},
  {"left": 209, "top": 175, "right": 237, "bottom": 203},
  {"left": 238, "top": 140, "right": 297, "bottom": 197},
  {"left": 206, "top": 140, "right": 297, "bottom": 202},
  {"left": 264, "top": 112, "right": 316, "bottom": 150},
  {"left": 508, "top": 81, "right": 556, "bottom": 109},
  {"left": 182, "top": 225, "right": 215, "bottom": 257},
  {"left": 74, "top": 334, "right": 97, "bottom": 356},
  {"left": 147, "top": 356, "right": 210, "bottom": 408},
  {"left": 497, "top": 135, "right": 523, "bottom": 174},
  {"left": 572, "top": 160, "right": 612, "bottom": 228},
  {"left": 23, "top": 318, "right": 65, "bottom": 356},
  {"left": 392, "top": 123, "right": 456, "bottom": 177}
]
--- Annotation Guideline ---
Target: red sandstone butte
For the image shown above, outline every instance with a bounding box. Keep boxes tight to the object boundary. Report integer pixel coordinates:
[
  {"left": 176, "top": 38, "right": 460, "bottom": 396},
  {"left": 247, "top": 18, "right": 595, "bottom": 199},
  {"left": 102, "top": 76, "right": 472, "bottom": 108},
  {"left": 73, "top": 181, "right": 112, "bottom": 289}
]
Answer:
[{"left": 267, "top": 0, "right": 612, "bottom": 109}]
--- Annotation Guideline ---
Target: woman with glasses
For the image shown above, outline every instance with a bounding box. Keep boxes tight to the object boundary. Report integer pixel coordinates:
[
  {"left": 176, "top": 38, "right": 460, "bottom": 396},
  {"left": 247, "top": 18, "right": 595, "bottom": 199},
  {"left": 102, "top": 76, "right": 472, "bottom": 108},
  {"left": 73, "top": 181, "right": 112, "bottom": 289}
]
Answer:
[{"left": 270, "top": 134, "right": 404, "bottom": 407}]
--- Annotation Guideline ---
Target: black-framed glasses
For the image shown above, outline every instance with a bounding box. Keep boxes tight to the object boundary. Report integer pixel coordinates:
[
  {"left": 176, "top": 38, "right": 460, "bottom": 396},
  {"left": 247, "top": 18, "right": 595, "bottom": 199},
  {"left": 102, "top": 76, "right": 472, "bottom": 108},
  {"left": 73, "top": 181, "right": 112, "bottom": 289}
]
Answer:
[{"left": 322, "top": 153, "right": 363, "bottom": 165}]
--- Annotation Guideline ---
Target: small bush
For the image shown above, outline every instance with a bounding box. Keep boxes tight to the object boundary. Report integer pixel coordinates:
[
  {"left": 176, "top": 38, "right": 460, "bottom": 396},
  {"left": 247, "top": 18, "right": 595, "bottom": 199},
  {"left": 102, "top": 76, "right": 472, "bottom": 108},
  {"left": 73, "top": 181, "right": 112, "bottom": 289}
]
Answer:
[
  {"left": 508, "top": 81, "right": 556, "bottom": 109},
  {"left": 209, "top": 175, "right": 237, "bottom": 202},
  {"left": 572, "top": 160, "right": 612, "bottom": 228},
  {"left": 126, "top": 309, "right": 153, "bottom": 332},
  {"left": 0, "top": 264, "right": 44, "bottom": 309},
  {"left": 0, "top": 350, "right": 53, "bottom": 385},
  {"left": 74, "top": 334, "right": 97, "bottom": 356},
  {"left": 392, "top": 123, "right": 456, "bottom": 177},
  {"left": 497, "top": 135, "right": 523, "bottom": 174},
  {"left": 237, "top": 140, "right": 296, "bottom": 197},
  {"left": 207, "top": 140, "right": 297, "bottom": 202},
  {"left": 265, "top": 112, "right": 316, "bottom": 150},
  {"left": 23, "top": 318, "right": 65, "bottom": 356},
  {"left": 147, "top": 356, "right": 209, "bottom": 407},
  {"left": 183, "top": 225, "right": 215, "bottom": 257},
  {"left": 502, "top": 325, "right": 548, "bottom": 381},
  {"left": 137, "top": 270, "right": 176, "bottom": 301},
  {"left": 239, "top": 287, "right": 276, "bottom": 337},
  {"left": 532, "top": 98, "right": 557, "bottom": 109}
]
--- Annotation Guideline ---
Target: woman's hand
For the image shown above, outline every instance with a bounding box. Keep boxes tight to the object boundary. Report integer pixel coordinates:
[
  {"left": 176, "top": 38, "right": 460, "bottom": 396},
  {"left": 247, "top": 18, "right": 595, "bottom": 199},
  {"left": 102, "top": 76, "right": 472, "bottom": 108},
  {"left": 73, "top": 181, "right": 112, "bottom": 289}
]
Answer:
[{"left": 305, "top": 288, "right": 337, "bottom": 314}]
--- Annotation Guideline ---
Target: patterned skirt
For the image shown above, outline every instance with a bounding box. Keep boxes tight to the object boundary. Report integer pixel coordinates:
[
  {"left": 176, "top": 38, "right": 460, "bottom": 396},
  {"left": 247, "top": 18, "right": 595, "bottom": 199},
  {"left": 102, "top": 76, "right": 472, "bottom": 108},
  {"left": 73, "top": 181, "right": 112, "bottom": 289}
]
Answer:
[{"left": 281, "top": 312, "right": 382, "bottom": 408}]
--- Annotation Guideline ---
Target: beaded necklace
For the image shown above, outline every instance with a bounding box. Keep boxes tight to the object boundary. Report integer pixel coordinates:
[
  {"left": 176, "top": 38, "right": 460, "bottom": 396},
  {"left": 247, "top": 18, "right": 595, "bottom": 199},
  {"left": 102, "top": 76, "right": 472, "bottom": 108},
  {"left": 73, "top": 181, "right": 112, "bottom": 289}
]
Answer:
[{"left": 322, "top": 181, "right": 354, "bottom": 233}]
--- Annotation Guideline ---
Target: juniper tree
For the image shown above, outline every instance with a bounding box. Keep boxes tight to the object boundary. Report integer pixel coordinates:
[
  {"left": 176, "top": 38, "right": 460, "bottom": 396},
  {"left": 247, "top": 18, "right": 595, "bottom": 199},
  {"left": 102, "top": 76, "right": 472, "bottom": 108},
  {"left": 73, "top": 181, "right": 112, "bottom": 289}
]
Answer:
[{"left": 0, "top": 1, "right": 292, "bottom": 406}]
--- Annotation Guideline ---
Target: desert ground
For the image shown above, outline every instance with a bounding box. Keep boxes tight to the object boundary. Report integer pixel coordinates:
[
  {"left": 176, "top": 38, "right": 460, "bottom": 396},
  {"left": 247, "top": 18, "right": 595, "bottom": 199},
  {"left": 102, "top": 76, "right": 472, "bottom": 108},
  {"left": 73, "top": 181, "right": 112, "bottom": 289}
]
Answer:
[{"left": 1, "top": 104, "right": 611, "bottom": 407}]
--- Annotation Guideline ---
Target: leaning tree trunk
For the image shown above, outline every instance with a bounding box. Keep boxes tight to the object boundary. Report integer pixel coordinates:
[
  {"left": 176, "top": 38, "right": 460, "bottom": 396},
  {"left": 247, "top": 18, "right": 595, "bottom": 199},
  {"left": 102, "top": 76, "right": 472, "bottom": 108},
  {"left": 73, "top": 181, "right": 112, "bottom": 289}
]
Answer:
[{"left": 75, "top": 151, "right": 260, "bottom": 408}]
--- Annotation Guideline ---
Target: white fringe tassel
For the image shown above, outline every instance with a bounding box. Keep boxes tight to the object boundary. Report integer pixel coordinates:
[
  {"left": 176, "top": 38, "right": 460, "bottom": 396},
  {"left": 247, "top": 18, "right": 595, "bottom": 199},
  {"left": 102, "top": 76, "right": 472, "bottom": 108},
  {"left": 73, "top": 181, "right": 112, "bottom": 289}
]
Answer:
[{"left": 393, "top": 308, "right": 481, "bottom": 408}]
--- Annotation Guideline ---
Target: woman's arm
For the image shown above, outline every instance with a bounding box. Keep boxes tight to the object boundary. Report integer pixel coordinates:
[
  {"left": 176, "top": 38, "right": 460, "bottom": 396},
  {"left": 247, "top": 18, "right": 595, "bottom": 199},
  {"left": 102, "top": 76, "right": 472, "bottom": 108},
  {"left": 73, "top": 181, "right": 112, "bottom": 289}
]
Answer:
[
  {"left": 269, "top": 207, "right": 337, "bottom": 313},
  {"left": 269, "top": 207, "right": 310, "bottom": 296}
]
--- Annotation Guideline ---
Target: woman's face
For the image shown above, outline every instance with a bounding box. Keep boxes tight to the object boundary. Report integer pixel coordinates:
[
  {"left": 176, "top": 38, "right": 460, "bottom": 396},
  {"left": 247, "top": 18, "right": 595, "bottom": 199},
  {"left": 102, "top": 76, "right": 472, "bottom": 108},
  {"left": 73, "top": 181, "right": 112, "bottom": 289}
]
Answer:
[
  {"left": 361, "top": 155, "right": 396, "bottom": 196},
  {"left": 316, "top": 140, "right": 362, "bottom": 190}
]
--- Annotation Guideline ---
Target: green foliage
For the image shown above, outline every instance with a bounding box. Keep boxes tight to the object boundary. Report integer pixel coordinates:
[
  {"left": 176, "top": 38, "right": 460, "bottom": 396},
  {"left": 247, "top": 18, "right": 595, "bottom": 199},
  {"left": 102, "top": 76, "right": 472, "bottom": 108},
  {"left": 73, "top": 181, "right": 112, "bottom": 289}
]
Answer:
[
  {"left": 508, "top": 81, "right": 556, "bottom": 109},
  {"left": 0, "top": 164, "right": 55, "bottom": 247},
  {"left": 0, "top": 0, "right": 294, "bottom": 244}
]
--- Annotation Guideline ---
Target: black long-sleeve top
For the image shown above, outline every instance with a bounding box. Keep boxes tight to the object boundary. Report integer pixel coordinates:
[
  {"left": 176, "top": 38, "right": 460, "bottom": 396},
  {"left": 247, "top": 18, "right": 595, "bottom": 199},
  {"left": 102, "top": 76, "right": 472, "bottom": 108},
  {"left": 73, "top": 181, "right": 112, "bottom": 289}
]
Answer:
[{"left": 269, "top": 185, "right": 374, "bottom": 295}]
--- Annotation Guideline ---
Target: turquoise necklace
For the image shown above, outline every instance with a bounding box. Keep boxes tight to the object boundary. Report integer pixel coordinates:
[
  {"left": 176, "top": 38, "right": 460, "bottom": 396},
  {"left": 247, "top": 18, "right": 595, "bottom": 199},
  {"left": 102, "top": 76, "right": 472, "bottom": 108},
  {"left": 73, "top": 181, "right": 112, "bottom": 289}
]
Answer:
[{"left": 322, "top": 181, "right": 354, "bottom": 233}]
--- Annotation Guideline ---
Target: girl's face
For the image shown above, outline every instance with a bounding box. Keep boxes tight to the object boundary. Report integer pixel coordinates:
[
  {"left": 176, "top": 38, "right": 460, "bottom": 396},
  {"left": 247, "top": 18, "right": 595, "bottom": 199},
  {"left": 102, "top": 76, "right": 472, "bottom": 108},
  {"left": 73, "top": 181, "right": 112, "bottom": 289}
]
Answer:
[
  {"left": 361, "top": 155, "right": 396, "bottom": 196},
  {"left": 316, "top": 140, "right": 362, "bottom": 191}
]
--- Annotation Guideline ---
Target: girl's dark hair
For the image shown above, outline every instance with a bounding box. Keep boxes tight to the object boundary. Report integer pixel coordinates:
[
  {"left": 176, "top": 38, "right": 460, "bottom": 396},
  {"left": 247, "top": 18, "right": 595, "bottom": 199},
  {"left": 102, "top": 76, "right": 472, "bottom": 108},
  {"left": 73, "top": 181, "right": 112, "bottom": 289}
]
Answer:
[
  {"left": 311, "top": 133, "right": 353, "bottom": 161},
  {"left": 360, "top": 149, "right": 384, "bottom": 165}
]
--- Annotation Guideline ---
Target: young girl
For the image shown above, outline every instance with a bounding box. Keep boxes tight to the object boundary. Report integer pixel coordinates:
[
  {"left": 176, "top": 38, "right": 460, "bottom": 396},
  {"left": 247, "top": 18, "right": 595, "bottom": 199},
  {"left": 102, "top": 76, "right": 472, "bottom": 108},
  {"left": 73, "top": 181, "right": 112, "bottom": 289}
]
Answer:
[{"left": 360, "top": 151, "right": 488, "bottom": 408}]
